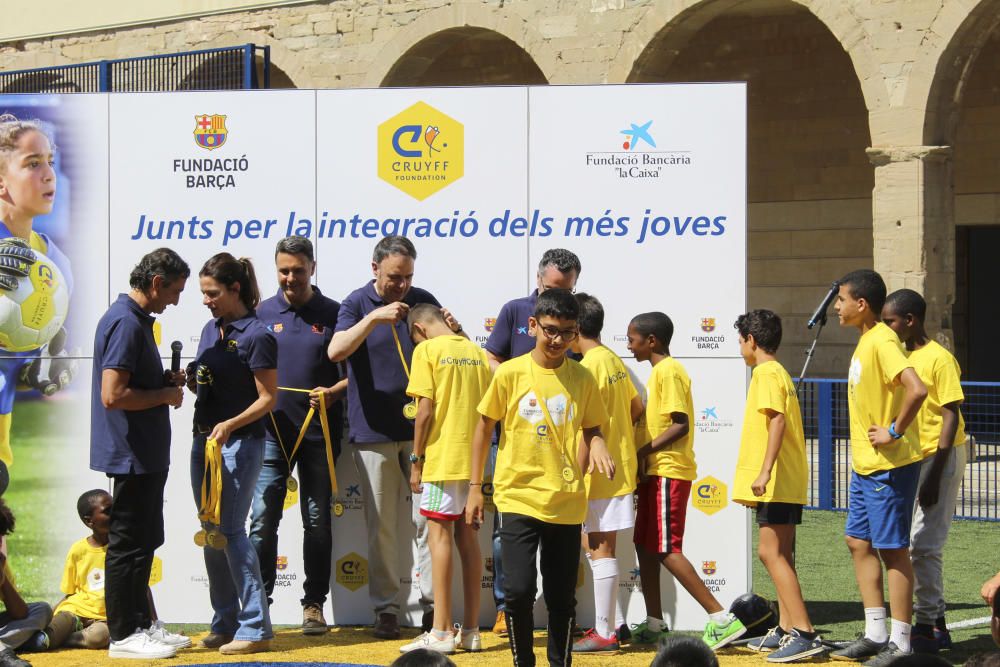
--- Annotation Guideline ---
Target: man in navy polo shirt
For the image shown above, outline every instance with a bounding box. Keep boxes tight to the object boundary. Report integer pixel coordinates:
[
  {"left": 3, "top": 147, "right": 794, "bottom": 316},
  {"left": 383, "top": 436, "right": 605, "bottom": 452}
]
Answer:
[
  {"left": 249, "top": 236, "right": 346, "bottom": 636},
  {"left": 483, "top": 247, "right": 580, "bottom": 636},
  {"left": 90, "top": 248, "right": 189, "bottom": 660},
  {"left": 329, "top": 235, "right": 464, "bottom": 639}
]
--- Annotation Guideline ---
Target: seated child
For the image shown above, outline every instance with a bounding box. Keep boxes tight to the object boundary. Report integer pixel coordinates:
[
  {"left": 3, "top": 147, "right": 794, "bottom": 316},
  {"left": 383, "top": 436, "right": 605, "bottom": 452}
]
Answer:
[{"left": 38, "top": 489, "right": 188, "bottom": 651}]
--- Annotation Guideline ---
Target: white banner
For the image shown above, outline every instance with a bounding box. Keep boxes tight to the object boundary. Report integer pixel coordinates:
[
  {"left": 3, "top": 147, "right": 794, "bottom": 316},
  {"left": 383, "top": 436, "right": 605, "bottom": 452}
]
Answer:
[{"left": 13, "top": 83, "right": 746, "bottom": 631}]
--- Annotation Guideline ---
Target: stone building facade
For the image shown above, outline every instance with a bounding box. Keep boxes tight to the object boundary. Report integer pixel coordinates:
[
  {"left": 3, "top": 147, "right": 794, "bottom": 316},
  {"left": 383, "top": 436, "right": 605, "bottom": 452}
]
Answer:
[{"left": 2, "top": 0, "right": 998, "bottom": 377}]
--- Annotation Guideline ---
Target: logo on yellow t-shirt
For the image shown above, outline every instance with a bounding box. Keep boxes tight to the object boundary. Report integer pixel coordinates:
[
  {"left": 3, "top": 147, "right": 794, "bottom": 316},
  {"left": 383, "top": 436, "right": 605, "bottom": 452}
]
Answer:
[
  {"left": 336, "top": 553, "right": 368, "bottom": 592},
  {"left": 87, "top": 567, "right": 105, "bottom": 592},
  {"left": 849, "top": 357, "right": 862, "bottom": 386},
  {"left": 692, "top": 475, "right": 728, "bottom": 515}
]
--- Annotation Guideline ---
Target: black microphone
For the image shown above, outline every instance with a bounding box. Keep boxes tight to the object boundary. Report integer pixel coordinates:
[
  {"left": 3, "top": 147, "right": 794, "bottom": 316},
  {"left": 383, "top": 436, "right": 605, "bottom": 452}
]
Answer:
[
  {"left": 807, "top": 282, "right": 840, "bottom": 329},
  {"left": 171, "top": 340, "right": 183, "bottom": 373}
]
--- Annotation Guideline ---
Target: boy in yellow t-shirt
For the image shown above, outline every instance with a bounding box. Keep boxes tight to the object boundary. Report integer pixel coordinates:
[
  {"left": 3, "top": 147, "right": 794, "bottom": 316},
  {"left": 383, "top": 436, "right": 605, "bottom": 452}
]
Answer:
[
  {"left": 466, "top": 289, "right": 614, "bottom": 667},
  {"left": 569, "top": 294, "right": 643, "bottom": 654},
  {"left": 831, "top": 269, "right": 927, "bottom": 664},
  {"left": 626, "top": 312, "right": 746, "bottom": 651},
  {"left": 882, "top": 289, "right": 966, "bottom": 654},
  {"left": 400, "top": 304, "right": 492, "bottom": 656},
  {"left": 731, "top": 310, "right": 823, "bottom": 662},
  {"left": 37, "top": 490, "right": 189, "bottom": 653}
]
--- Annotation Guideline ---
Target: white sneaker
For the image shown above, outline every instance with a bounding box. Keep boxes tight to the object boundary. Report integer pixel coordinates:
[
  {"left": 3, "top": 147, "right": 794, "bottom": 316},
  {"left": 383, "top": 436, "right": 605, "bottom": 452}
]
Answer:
[
  {"left": 109, "top": 628, "right": 178, "bottom": 659},
  {"left": 400, "top": 630, "right": 456, "bottom": 654},
  {"left": 146, "top": 620, "right": 192, "bottom": 648},
  {"left": 455, "top": 623, "right": 482, "bottom": 651}
]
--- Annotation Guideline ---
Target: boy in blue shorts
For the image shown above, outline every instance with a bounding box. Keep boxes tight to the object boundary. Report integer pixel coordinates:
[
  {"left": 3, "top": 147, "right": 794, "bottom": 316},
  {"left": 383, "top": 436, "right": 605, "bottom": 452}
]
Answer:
[
  {"left": 831, "top": 270, "right": 927, "bottom": 665},
  {"left": 399, "top": 304, "right": 492, "bottom": 655},
  {"left": 881, "top": 289, "right": 967, "bottom": 653}
]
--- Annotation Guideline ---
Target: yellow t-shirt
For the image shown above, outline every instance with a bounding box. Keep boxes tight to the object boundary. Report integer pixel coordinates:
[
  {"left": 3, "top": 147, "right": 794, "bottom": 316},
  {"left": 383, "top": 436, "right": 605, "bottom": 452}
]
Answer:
[
  {"left": 478, "top": 354, "right": 608, "bottom": 524},
  {"left": 732, "top": 361, "right": 808, "bottom": 506},
  {"left": 406, "top": 335, "right": 492, "bottom": 482},
  {"left": 640, "top": 357, "right": 697, "bottom": 481},
  {"left": 54, "top": 537, "right": 108, "bottom": 621},
  {"left": 909, "top": 341, "right": 966, "bottom": 458},
  {"left": 847, "top": 322, "right": 923, "bottom": 474},
  {"left": 580, "top": 345, "right": 639, "bottom": 500}
]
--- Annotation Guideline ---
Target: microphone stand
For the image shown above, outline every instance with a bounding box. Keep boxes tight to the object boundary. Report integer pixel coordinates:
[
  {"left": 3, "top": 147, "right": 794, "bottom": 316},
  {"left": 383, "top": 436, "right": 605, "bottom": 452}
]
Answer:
[{"left": 796, "top": 310, "right": 826, "bottom": 397}]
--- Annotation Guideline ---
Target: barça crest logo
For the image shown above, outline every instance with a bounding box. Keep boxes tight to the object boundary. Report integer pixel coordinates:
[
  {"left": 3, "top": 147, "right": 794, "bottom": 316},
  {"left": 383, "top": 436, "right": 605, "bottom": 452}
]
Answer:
[
  {"left": 484, "top": 317, "right": 497, "bottom": 333},
  {"left": 701, "top": 560, "right": 717, "bottom": 575},
  {"left": 701, "top": 317, "right": 716, "bottom": 333},
  {"left": 194, "top": 114, "right": 228, "bottom": 150}
]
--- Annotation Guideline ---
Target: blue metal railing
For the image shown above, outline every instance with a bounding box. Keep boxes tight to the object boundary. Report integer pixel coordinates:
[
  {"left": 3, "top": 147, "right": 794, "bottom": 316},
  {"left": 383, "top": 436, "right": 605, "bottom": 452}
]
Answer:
[
  {"left": 799, "top": 378, "right": 998, "bottom": 521},
  {"left": 0, "top": 44, "right": 270, "bottom": 93}
]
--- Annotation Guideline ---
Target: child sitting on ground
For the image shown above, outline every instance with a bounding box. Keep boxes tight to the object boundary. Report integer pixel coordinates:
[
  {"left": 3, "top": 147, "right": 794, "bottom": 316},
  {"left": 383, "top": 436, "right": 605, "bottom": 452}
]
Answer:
[{"left": 35, "top": 489, "right": 189, "bottom": 651}]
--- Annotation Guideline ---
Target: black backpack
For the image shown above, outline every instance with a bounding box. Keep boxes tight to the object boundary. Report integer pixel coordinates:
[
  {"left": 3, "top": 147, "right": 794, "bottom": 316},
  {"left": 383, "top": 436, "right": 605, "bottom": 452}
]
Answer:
[{"left": 729, "top": 592, "right": 777, "bottom": 637}]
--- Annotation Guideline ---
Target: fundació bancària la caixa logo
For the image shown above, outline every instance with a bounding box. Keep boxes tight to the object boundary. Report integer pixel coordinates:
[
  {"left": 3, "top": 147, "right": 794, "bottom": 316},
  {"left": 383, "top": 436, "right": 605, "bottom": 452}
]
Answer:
[{"left": 378, "top": 101, "right": 464, "bottom": 200}]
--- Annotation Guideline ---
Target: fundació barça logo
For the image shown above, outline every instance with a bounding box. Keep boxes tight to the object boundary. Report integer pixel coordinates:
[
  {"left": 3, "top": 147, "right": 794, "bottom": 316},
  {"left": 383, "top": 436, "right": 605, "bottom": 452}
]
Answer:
[
  {"left": 378, "top": 101, "right": 464, "bottom": 200},
  {"left": 194, "top": 114, "right": 228, "bottom": 150}
]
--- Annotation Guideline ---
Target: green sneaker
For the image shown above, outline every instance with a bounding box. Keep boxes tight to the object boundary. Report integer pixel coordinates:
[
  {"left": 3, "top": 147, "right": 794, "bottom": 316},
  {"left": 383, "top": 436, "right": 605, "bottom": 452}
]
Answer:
[
  {"left": 702, "top": 613, "right": 747, "bottom": 650},
  {"left": 629, "top": 619, "right": 670, "bottom": 645}
]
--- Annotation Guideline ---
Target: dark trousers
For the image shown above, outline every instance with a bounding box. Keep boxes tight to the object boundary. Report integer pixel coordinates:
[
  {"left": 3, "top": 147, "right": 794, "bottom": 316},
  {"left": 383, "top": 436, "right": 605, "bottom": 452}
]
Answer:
[
  {"left": 249, "top": 437, "right": 337, "bottom": 606},
  {"left": 500, "top": 512, "right": 580, "bottom": 667},
  {"left": 105, "top": 470, "right": 167, "bottom": 641}
]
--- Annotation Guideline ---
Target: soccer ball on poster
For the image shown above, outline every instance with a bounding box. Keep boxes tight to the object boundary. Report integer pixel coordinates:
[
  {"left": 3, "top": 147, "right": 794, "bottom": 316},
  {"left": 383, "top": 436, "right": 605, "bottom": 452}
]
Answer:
[{"left": 0, "top": 252, "right": 70, "bottom": 352}]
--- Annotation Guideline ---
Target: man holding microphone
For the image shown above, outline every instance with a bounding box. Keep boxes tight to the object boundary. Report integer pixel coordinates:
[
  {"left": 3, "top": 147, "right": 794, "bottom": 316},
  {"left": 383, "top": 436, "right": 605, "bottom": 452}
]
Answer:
[{"left": 90, "top": 248, "right": 190, "bottom": 659}]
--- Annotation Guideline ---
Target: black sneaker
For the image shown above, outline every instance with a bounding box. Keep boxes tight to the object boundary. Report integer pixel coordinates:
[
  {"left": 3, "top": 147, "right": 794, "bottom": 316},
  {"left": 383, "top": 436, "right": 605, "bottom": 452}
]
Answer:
[
  {"left": 616, "top": 623, "right": 631, "bottom": 644},
  {"left": 862, "top": 642, "right": 910, "bottom": 667},
  {"left": 421, "top": 609, "right": 434, "bottom": 633},
  {"left": 830, "top": 636, "right": 887, "bottom": 661},
  {"left": 0, "top": 648, "right": 31, "bottom": 667}
]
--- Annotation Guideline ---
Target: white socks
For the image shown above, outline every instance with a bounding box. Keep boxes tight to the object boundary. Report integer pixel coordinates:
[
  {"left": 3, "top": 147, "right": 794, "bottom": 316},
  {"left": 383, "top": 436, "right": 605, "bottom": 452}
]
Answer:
[
  {"left": 889, "top": 619, "right": 911, "bottom": 652},
  {"left": 590, "top": 557, "right": 618, "bottom": 639},
  {"left": 864, "top": 607, "right": 888, "bottom": 643}
]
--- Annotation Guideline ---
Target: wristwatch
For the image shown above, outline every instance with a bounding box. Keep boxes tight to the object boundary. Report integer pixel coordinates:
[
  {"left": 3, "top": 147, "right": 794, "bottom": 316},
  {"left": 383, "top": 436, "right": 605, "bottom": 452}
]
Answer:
[{"left": 408, "top": 452, "right": 425, "bottom": 463}]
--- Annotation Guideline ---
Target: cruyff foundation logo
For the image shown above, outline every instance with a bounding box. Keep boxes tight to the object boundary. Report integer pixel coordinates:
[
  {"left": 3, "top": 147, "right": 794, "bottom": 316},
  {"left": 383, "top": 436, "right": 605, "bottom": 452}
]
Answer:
[
  {"left": 194, "top": 114, "right": 227, "bottom": 151},
  {"left": 378, "top": 101, "right": 464, "bottom": 200},
  {"left": 692, "top": 475, "right": 728, "bottom": 516}
]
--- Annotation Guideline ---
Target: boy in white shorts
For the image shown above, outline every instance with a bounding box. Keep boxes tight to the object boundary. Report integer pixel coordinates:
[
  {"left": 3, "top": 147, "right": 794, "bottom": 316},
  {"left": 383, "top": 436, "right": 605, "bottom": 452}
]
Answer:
[
  {"left": 570, "top": 294, "right": 643, "bottom": 654},
  {"left": 400, "top": 304, "right": 492, "bottom": 655}
]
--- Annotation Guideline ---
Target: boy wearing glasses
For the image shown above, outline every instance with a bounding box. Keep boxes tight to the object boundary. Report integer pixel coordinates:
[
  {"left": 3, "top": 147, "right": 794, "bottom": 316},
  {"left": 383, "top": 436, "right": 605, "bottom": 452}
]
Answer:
[
  {"left": 626, "top": 312, "right": 746, "bottom": 651},
  {"left": 467, "top": 289, "right": 615, "bottom": 667}
]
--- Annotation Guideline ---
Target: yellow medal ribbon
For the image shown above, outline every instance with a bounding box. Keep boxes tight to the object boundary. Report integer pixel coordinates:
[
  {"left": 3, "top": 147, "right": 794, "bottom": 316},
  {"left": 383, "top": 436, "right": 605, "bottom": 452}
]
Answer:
[
  {"left": 531, "top": 366, "right": 577, "bottom": 484},
  {"left": 195, "top": 436, "right": 227, "bottom": 549},
  {"left": 390, "top": 325, "right": 418, "bottom": 420},
  {"left": 268, "top": 387, "right": 339, "bottom": 495}
]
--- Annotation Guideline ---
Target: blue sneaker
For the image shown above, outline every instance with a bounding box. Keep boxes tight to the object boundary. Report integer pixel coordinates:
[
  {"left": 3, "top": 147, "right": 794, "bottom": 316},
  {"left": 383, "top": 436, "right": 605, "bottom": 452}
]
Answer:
[
  {"left": 749, "top": 626, "right": 787, "bottom": 652},
  {"left": 767, "top": 629, "right": 826, "bottom": 663},
  {"left": 20, "top": 630, "right": 49, "bottom": 652}
]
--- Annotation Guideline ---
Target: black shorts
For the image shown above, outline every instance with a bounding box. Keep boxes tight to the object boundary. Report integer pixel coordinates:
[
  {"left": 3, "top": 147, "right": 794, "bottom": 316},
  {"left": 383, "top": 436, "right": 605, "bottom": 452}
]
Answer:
[{"left": 756, "top": 502, "right": 803, "bottom": 525}]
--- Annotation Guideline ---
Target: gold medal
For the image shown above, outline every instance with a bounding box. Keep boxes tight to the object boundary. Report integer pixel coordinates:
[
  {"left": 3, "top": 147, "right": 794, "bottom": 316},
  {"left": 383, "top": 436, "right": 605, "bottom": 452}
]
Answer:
[
  {"left": 333, "top": 502, "right": 344, "bottom": 517},
  {"left": 206, "top": 528, "right": 228, "bottom": 550},
  {"left": 561, "top": 466, "right": 575, "bottom": 483},
  {"left": 403, "top": 400, "right": 418, "bottom": 420},
  {"left": 286, "top": 476, "right": 298, "bottom": 492},
  {"left": 193, "top": 529, "right": 207, "bottom": 547}
]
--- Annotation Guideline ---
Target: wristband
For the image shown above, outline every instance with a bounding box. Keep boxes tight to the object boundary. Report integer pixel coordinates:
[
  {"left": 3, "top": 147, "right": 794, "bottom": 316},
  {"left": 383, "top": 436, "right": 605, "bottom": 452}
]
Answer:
[
  {"left": 888, "top": 421, "right": 903, "bottom": 440},
  {"left": 469, "top": 482, "right": 482, "bottom": 486},
  {"left": 408, "top": 452, "right": 425, "bottom": 464}
]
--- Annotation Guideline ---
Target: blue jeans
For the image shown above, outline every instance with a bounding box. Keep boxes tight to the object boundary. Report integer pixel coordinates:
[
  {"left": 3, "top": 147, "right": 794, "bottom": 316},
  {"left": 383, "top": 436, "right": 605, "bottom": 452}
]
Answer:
[
  {"left": 249, "top": 437, "right": 337, "bottom": 606},
  {"left": 191, "top": 433, "right": 273, "bottom": 641},
  {"left": 487, "top": 440, "right": 505, "bottom": 611}
]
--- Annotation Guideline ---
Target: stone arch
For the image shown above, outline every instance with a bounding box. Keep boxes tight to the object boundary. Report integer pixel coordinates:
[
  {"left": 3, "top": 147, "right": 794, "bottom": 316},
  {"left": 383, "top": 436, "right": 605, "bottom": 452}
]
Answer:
[
  {"left": 196, "top": 32, "right": 306, "bottom": 89},
  {"left": 921, "top": 0, "right": 1000, "bottom": 146},
  {"left": 620, "top": 0, "right": 875, "bottom": 376},
  {"left": 924, "top": 1, "right": 1000, "bottom": 374},
  {"left": 366, "top": 5, "right": 552, "bottom": 87}
]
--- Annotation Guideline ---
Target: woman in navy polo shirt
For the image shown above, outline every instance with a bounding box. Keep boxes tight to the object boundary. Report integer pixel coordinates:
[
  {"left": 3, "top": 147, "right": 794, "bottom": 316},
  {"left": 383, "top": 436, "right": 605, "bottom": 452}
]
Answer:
[{"left": 188, "top": 253, "right": 277, "bottom": 655}]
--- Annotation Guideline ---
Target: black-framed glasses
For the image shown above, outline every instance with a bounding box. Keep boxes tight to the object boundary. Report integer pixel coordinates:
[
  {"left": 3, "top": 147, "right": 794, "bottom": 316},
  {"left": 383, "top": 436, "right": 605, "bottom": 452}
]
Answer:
[{"left": 539, "top": 325, "right": 579, "bottom": 342}]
